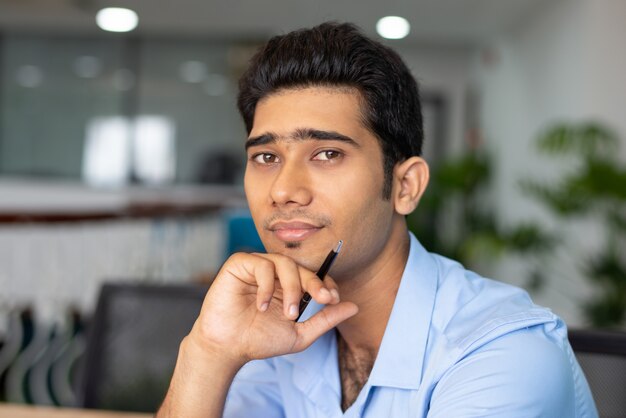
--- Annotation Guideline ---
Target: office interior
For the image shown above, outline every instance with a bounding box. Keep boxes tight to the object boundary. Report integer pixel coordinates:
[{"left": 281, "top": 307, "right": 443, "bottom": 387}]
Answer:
[{"left": 0, "top": 0, "right": 625, "bottom": 416}]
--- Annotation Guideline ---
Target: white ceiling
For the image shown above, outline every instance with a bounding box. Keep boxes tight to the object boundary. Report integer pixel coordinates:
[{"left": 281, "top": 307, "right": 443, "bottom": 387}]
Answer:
[{"left": 0, "top": 0, "right": 546, "bottom": 45}]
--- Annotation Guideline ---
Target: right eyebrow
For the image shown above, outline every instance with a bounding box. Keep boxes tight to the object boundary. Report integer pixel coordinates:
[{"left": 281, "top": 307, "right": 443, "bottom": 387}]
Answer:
[{"left": 245, "top": 133, "right": 278, "bottom": 150}]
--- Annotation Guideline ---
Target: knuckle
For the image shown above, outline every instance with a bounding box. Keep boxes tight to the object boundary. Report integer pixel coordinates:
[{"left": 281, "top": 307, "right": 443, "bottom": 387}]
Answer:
[
  {"left": 257, "top": 257, "right": 275, "bottom": 271},
  {"left": 274, "top": 254, "right": 298, "bottom": 271},
  {"left": 279, "top": 280, "right": 300, "bottom": 296},
  {"left": 227, "top": 252, "right": 246, "bottom": 263},
  {"left": 320, "top": 310, "right": 333, "bottom": 328}
]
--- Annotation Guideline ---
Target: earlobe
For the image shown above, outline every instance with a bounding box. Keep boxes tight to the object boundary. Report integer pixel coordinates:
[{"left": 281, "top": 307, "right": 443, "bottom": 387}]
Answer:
[{"left": 393, "top": 157, "right": 429, "bottom": 215}]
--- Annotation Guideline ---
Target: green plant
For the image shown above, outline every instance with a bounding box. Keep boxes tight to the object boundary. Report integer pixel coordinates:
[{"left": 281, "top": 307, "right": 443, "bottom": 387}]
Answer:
[
  {"left": 522, "top": 122, "right": 626, "bottom": 327},
  {"left": 408, "top": 149, "right": 554, "bottom": 287}
]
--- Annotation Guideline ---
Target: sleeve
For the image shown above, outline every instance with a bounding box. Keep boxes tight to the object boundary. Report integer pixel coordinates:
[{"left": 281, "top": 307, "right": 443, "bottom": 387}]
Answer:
[
  {"left": 223, "top": 358, "right": 285, "bottom": 418},
  {"left": 427, "top": 326, "right": 596, "bottom": 418}
]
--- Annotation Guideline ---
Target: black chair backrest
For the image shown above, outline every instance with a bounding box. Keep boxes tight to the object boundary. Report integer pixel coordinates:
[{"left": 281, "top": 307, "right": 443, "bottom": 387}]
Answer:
[
  {"left": 78, "top": 282, "right": 208, "bottom": 413},
  {"left": 568, "top": 329, "right": 626, "bottom": 418}
]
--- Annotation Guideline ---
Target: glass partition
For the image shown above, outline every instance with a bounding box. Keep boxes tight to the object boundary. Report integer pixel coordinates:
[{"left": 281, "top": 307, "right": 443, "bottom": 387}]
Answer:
[
  {"left": 0, "top": 34, "right": 253, "bottom": 186},
  {"left": 0, "top": 35, "right": 126, "bottom": 179}
]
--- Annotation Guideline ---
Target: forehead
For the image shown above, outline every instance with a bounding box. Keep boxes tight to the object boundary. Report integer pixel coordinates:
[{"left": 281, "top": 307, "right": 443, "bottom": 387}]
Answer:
[{"left": 249, "top": 86, "right": 371, "bottom": 141}]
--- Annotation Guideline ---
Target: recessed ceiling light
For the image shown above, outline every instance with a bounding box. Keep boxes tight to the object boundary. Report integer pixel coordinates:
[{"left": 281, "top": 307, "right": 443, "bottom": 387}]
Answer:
[
  {"left": 376, "top": 16, "right": 410, "bottom": 40},
  {"left": 96, "top": 7, "right": 138, "bottom": 33}
]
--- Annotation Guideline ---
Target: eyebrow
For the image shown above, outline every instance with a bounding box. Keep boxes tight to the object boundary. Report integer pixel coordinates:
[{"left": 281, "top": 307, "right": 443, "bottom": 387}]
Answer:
[{"left": 245, "top": 128, "right": 360, "bottom": 150}]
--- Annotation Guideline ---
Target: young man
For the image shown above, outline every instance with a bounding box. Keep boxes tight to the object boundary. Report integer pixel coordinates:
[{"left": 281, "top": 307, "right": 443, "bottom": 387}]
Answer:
[{"left": 157, "top": 23, "right": 597, "bottom": 417}]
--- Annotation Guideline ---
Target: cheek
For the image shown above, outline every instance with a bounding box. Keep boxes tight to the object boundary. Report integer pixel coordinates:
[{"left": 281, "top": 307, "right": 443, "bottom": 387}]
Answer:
[
  {"left": 330, "top": 193, "right": 393, "bottom": 277},
  {"left": 244, "top": 165, "right": 268, "bottom": 199},
  {"left": 332, "top": 157, "right": 385, "bottom": 202},
  {"left": 330, "top": 166, "right": 393, "bottom": 242},
  {"left": 244, "top": 170, "right": 267, "bottom": 223}
]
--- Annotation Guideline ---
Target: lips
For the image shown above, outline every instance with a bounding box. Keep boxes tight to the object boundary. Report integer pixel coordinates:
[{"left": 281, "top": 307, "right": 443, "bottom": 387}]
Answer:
[{"left": 269, "top": 221, "right": 322, "bottom": 242}]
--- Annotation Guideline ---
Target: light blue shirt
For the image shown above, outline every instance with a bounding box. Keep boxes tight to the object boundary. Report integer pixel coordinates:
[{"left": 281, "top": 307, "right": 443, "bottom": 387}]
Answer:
[{"left": 224, "top": 232, "right": 598, "bottom": 417}]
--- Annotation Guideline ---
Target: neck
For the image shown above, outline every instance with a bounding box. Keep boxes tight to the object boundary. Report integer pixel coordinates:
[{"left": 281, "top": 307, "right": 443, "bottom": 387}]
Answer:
[{"left": 335, "top": 219, "right": 410, "bottom": 355}]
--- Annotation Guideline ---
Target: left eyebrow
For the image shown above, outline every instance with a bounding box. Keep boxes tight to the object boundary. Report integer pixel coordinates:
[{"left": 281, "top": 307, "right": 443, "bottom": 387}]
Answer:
[{"left": 245, "top": 128, "right": 361, "bottom": 150}]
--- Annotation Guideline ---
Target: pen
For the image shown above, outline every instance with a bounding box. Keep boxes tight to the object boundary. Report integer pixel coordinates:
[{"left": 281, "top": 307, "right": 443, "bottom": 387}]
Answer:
[{"left": 295, "top": 240, "right": 343, "bottom": 322}]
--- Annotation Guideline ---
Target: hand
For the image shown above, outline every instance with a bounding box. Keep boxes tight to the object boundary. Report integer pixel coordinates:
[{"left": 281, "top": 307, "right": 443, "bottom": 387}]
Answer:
[{"left": 189, "top": 252, "right": 358, "bottom": 367}]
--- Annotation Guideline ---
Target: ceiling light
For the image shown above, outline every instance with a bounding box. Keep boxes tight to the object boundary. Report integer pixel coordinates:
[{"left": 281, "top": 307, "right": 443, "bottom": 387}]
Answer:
[
  {"left": 96, "top": 7, "right": 138, "bottom": 33},
  {"left": 376, "top": 16, "right": 410, "bottom": 40}
]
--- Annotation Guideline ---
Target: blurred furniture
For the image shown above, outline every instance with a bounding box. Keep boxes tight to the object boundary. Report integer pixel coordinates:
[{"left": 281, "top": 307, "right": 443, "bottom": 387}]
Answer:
[
  {"left": 568, "top": 329, "right": 626, "bottom": 418},
  {"left": 224, "top": 209, "right": 265, "bottom": 259},
  {"left": 0, "top": 403, "right": 152, "bottom": 417},
  {"left": 77, "top": 282, "right": 208, "bottom": 413}
]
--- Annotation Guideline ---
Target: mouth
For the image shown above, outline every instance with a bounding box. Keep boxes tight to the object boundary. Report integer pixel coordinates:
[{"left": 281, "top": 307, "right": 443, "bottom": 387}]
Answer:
[{"left": 268, "top": 221, "right": 323, "bottom": 243}]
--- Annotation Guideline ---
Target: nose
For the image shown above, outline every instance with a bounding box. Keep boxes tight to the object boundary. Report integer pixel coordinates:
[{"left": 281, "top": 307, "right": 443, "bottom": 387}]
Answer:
[{"left": 269, "top": 160, "right": 313, "bottom": 207}]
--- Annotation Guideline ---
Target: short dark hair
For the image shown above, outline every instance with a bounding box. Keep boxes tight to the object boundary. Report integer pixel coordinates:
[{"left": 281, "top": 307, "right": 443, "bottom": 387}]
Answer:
[{"left": 237, "top": 22, "right": 423, "bottom": 199}]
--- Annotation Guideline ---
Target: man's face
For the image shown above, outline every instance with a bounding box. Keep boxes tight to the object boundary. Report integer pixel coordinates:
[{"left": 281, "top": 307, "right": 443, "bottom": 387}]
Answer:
[{"left": 244, "top": 87, "right": 397, "bottom": 277}]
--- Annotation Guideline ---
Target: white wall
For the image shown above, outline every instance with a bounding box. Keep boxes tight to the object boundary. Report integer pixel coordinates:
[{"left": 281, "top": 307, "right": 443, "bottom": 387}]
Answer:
[
  {"left": 472, "top": 0, "right": 626, "bottom": 326},
  {"left": 398, "top": 45, "right": 473, "bottom": 157}
]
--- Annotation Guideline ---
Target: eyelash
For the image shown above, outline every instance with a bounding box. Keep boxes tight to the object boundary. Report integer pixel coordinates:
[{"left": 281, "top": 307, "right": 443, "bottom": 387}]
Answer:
[
  {"left": 313, "top": 150, "right": 342, "bottom": 161},
  {"left": 250, "top": 149, "right": 343, "bottom": 164},
  {"left": 251, "top": 153, "right": 279, "bottom": 164}
]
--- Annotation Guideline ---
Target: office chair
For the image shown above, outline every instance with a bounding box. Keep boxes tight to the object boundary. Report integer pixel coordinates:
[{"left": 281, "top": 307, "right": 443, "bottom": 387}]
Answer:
[
  {"left": 568, "top": 328, "right": 626, "bottom": 418},
  {"left": 78, "top": 282, "right": 208, "bottom": 413}
]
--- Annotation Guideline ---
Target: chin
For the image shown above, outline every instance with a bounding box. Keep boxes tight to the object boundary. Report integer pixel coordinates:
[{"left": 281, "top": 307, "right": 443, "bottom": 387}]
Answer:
[
  {"left": 268, "top": 241, "right": 320, "bottom": 268},
  {"left": 267, "top": 239, "right": 307, "bottom": 255}
]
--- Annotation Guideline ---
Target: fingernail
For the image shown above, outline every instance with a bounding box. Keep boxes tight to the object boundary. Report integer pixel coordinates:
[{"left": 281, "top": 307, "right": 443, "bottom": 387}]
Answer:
[
  {"left": 289, "top": 304, "right": 298, "bottom": 318},
  {"left": 260, "top": 302, "right": 269, "bottom": 312},
  {"left": 330, "top": 289, "right": 340, "bottom": 301},
  {"left": 319, "top": 288, "right": 331, "bottom": 299}
]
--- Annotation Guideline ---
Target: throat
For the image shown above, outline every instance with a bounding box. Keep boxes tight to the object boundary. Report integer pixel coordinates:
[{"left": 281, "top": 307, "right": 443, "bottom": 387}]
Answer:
[{"left": 337, "top": 331, "right": 376, "bottom": 412}]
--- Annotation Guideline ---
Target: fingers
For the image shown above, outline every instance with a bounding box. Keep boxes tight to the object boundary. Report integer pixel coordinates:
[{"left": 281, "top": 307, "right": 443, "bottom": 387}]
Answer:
[
  {"left": 316, "top": 274, "right": 341, "bottom": 302},
  {"left": 268, "top": 256, "right": 302, "bottom": 319},
  {"left": 252, "top": 258, "right": 277, "bottom": 312},
  {"left": 254, "top": 253, "right": 340, "bottom": 319},
  {"left": 293, "top": 302, "right": 359, "bottom": 352}
]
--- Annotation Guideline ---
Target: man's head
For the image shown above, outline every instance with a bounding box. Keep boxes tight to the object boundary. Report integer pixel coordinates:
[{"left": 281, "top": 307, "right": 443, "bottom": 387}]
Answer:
[
  {"left": 238, "top": 22, "right": 428, "bottom": 278},
  {"left": 238, "top": 22, "right": 423, "bottom": 200}
]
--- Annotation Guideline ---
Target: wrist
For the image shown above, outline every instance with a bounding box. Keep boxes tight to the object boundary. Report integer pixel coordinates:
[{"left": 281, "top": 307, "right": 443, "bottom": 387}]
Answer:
[
  {"left": 182, "top": 331, "right": 247, "bottom": 375},
  {"left": 157, "top": 334, "right": 244, "bottom": 418}
]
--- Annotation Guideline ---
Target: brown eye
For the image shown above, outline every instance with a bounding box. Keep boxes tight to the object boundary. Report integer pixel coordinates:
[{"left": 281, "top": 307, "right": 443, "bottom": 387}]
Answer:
[
  {"left": 314, "top": 150, "right": 342, "bottom": 161},
  {"left": 252, "top": 153, "right": 279, "bottom": 164}
]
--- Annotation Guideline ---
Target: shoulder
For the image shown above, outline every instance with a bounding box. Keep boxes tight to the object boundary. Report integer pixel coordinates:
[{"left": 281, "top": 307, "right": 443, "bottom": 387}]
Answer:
[
  {"left": 422, "top": 253, "right": 596, "bottom": 417},
  {"left": 428, "top": 252, "right": 561, "bottom": 355},
  {"left": 428, "top": 326, "right": 581, "bottom": 417}
]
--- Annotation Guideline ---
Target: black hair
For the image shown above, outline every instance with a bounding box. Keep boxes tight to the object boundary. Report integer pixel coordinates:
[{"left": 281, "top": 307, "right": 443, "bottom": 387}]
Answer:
[{"left": 237, "top": 22, "right": 423, "bottom": 199}]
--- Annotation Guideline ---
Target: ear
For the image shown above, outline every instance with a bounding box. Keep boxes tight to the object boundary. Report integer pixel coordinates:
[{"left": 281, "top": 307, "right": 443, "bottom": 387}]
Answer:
[{"left": 392, "top": 157, "right": 429, "bottom": 215}]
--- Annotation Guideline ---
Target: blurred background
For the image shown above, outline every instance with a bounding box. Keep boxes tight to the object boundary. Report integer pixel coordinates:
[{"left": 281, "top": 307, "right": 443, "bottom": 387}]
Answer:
[{"left": 0, "top": 0, "right": 625, "bottom": 414}]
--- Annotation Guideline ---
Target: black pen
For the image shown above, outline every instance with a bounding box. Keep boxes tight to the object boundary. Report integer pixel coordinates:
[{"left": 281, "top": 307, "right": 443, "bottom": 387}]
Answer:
[{"left": 295, "top": 240, "right": 343, "bottom": 322}]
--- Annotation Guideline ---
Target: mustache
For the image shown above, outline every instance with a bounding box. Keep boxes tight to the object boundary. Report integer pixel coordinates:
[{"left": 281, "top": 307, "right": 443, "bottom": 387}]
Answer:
[{"left": 263, "top": 209, "right": 332, "bottom": 230}]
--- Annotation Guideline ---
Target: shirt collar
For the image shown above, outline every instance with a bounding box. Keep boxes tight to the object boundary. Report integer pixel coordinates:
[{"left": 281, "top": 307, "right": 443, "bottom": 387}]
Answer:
[
  {"left": 282, "top": 231, "right": 438, "bottom": 392},
  {"left": 367, "top": 231, "right": 438, "bottom": 389},
  {"left": 281, "top": 325, "right": 342, "bottom": 415}
]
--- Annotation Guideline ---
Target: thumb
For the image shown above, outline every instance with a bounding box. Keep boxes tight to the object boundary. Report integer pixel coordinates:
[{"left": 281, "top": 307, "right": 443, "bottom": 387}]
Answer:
[{"left": 292, "top": 301, "right": 359, "bottom": 352}]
